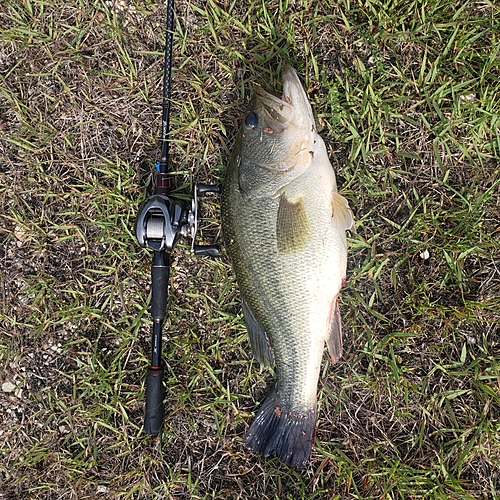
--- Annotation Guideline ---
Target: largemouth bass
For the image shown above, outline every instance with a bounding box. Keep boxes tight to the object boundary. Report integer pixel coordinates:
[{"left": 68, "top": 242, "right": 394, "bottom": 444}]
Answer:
[{"left": 221, "top": 66, "right": 354, "bottom": 467}]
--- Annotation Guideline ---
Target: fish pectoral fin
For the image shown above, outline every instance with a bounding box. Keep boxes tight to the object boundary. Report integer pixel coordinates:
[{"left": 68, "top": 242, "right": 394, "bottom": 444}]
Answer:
[
  {"left": 326, "top": 296, "right": 343, "bottom": 364},
  {"left": 331, "top": 191, "right": 355, "bottom": 233},
  {"left": 241, "top": 299, "right": 274, "bottom": 367},
  {"left": 276, "top": 194, "right": 311, "bottom": 254}
]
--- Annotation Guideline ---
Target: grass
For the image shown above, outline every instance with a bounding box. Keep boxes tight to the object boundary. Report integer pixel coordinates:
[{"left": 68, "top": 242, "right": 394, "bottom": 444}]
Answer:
[{"left": 1, "top": 0, "right": 499, "bottom": 498}]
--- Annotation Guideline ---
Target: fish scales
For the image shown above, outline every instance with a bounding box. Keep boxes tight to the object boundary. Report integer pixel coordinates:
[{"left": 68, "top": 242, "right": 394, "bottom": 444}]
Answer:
[{"left": 221, "top": 66, "right": 354, "bottom": 467}]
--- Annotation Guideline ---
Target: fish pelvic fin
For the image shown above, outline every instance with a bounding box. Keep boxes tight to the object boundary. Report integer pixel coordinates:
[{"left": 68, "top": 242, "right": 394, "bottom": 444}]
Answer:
[
  {"left": 326, "top": 296, "right": 343, "bottom": 363},
  {"left": 331, "top": 191, "right": 355, "bottom": 234},
  {"left": 244, "top": 387, "right": 317, "bottom": 468},
  {"left": 241, "top": 299, "right": 274, "bottom": 367}
]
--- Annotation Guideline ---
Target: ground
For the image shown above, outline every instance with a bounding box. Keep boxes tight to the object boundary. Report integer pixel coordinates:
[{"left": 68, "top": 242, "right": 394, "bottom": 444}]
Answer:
[{"left": 0, "top": 0, "right": 499, "bottom": 499}]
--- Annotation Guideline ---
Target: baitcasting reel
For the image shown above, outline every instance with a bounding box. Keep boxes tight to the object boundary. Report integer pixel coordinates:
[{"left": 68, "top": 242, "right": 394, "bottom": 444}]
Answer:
[{"left": 135, "top": 183, "right": 221, "bottom": 256}]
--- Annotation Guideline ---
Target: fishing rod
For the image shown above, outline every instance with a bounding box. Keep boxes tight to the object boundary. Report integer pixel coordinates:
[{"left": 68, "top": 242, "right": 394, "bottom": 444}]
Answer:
[{"left": 135, "top": 0, "right": 220, "bottom": 435}]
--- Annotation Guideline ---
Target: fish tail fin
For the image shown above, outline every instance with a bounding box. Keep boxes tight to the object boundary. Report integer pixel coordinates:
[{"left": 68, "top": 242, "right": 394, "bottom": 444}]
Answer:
[{"left": 244, "top": 387, "right": 317, "bottom": 468}]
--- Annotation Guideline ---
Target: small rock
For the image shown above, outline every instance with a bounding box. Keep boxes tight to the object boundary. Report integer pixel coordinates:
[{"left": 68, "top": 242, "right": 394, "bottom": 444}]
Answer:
[
  {"left": 2, "top": 381, "right": 16, "bottom": 393},
  {"left": 459, "top": 93, "right": 476, "bottom": 105},
  {"left": 14, "top": 224, "right": 28, "bottom": 243},
  {"left": 419, "top": 249, "right": 430, "bottom": 260}
]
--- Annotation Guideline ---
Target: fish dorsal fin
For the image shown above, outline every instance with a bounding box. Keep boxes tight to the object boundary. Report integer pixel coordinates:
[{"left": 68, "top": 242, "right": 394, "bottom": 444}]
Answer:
[
  {"left": 242, "top": 299, "right": 274, "bottom": 367},
  {"left": 276, "top": 193, "right": 311, "bottom": 254},
  {"left": 326, "top": 297, "right": 343, "bottom": 364},
  {"left": 331, "top": 191, "right": 355, "bottom": 233}
]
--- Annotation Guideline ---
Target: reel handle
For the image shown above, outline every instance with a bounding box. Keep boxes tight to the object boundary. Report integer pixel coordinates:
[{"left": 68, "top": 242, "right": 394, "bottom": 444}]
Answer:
[
  {"left": 196, "top": 183, "right": 221, "bottom": 195},
  {"left": 193, "top": 244, "right": 220, "bottom": 257},
  {"left": 190, "top": 183, "right": 221, "bottom": 257}
]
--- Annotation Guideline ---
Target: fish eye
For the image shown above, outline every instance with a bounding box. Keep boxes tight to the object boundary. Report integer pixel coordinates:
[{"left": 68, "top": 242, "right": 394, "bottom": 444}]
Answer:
[{"left": 244, "top": 112, "right": 258, "bottom": 130}]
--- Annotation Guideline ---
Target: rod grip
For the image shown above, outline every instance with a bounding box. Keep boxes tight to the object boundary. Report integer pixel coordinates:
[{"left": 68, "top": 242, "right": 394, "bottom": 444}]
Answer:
[
  {"left": 144, "top": 367, "right": 164, "bottom": 435},
  {"left": 151, "top": 257, "right": 169, "bottom": 320}
]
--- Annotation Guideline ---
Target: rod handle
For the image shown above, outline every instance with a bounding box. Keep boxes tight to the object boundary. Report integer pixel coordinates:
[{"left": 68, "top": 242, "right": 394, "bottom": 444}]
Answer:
[
  {"left": 151, "top": 253, "right": 170, "bottom": 320},
  {"left": 144, "top": 366, "right": 164, "bottom": 435}
]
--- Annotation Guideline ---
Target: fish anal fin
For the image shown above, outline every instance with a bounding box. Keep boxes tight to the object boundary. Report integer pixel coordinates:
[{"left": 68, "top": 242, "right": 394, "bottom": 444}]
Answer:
[
  {"left": 242, "top": 299, "right": 274, "bottom": 367},
  {"left": 276, "top": 194, "right": 311, "bottom": 254},
  {"left": 244, "top": 387, "right": 317, "bottom": 468},
  {"left": 326, "top": 296, "right": 343, "bottom": 364},
  {"left": 331, "top": 191, "right": 355, "bottom": 233}
]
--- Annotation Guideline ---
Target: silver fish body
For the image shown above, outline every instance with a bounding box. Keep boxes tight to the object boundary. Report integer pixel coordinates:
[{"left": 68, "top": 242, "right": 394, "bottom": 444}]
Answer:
[{"left": 221, "top": 66, "right": 354, "bottom": 467}]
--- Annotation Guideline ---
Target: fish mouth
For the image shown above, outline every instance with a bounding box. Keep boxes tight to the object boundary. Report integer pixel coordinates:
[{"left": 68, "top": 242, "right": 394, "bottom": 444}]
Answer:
[
  {"left": 255, "top": 85, "right": 294, "bottom": 132},
  {"left": 255, "top": 65, "right": 315, "bottom": 133},
  {"left": 282, "top": 65, "right": 315, "bottom": 130}
]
